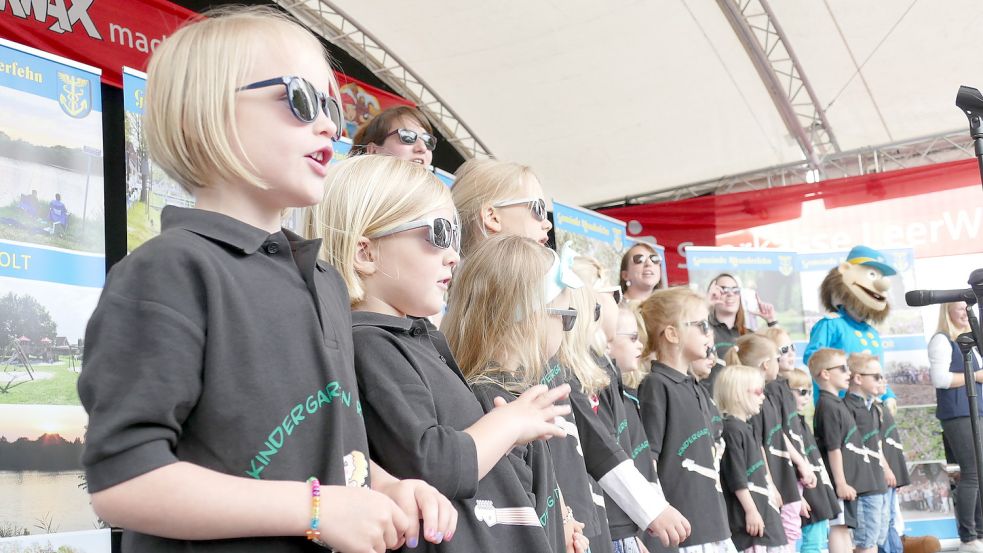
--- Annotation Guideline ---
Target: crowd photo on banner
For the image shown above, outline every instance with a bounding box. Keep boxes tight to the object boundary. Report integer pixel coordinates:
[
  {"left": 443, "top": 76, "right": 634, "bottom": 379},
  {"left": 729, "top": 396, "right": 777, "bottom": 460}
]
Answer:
[{"left": 5, "top": 3, "right": 983, "bottom": 553}]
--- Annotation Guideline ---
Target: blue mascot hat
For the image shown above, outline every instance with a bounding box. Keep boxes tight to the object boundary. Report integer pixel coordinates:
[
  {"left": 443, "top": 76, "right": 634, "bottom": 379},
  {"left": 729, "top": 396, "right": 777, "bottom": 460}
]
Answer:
[{"left": 845, "top": 245, "right": 896, "bottom": 277}]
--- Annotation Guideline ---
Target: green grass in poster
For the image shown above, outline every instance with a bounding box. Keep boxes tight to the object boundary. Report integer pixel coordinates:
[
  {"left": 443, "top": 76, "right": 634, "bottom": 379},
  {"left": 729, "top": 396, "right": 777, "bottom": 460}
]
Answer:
[{"left": 0, "top": 356, "right": 81, "bottom": 405}]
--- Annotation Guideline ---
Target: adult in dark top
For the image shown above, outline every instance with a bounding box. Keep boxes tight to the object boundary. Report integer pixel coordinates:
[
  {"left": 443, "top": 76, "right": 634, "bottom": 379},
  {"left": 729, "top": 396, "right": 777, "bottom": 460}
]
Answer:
[
  {"left": 619, "top": 242, "right": 665, "bottom": 304},
  {"left": 929, "top": 302, "right": 983, "bottom": 548},
  {"left": 638, "top": 288, "right": 727, "bottom": 550},
  {"left": 706, "top": 273, "right": 778, "bottom": 359}
]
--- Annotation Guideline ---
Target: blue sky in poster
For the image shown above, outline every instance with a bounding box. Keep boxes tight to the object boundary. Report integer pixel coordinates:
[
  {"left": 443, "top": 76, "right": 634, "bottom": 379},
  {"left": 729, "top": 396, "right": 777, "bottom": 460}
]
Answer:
[
  {"left": 0, "top": 40, "right": 101, "bottom": 113},
  {"left": 553, "top": 200, "right": 626, "bottom": 248}
]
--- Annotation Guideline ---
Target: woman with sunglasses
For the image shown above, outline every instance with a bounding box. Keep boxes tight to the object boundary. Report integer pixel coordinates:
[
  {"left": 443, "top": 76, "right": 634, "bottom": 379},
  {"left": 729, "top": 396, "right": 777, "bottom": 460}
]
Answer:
[
  {"left": 353, "top": 106, "right": 438, "bottom": 167},
  {"left": 310, "top": 155, "right": 578, "bottom": 552},
  {"left": 619, "top": 243, "right": 665, "bottom": 304},
  {"left": 707, "top": 274, "right": 779, "bottom": 360},
  {"left": 451, "top": 158, "right": 553, "bottom": 258}
]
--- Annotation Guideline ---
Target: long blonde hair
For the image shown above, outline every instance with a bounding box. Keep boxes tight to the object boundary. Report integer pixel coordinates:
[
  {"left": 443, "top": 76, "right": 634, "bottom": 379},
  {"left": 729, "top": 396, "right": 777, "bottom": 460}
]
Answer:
[
  {"left": 555, "top": 286, "right": 610, "bottom": 396},
  {"left": 451, "top": 159, "right": 538, "bottom": 257},
  {"left": 639, "top": 288, "right": 708, "bottom": 361},
  {"left": 937, "top": 302, "right": 970, "bottom": 341},
  {"left": 714, "top": 365, "right": 766, "bottom": 419},
  {"left": 621, "top": 304, "right": 650, "bottom": 390},
  {"left": 724, "top": 333, "right": 777, "bottom": 368},
  {"left": 442, "top": 235, "right": 554, "bottom": 392},
  {"left": 145, "top": 6, "right": 334, "bottom": 193},
  {"left": 304, "top": 155, "right": 452, "bottom": 305}
]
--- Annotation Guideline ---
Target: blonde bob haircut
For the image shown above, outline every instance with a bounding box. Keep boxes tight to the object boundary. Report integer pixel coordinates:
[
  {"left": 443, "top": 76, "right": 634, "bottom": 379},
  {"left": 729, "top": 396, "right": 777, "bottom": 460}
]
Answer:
[
  {"left": 758, "top": 326, "right": 791, "bottom": 347},
  {"left": 304, "top": 155, "right": 452, "bottom": 306},
  {"left": 442, "top": 234, "right": 554, "bottom": 393},
  {"left": 451, "top": 158, "right": 540, "bottom": 258},
  {"left": 937, "top": 302, "right": 971, "bottom": 341},
  {"left": 724, "top": 333, "right": 777, "bottom": 368},
  {"left": 621, "top": 304, "right": 650, "bottom": 390},
  {"left": 638, "top": 287, "right": 708, "bottom": 359},
  {"left": 555, "top": 285, "right": 610, "bottom": 397},
  {"left": 145, "top": 5, "right": 336, "bottom": 194},
  {"left": 714, "top": 365, "right": 766, "bottom": 419},
  {"left": 786, "top": 368, "right": 812, "bottom": 390}
]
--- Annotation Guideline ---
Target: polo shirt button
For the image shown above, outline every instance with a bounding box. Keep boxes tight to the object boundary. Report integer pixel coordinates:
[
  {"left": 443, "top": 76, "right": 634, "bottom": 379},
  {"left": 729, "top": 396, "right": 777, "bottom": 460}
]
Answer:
[
  {"left": 265, "top": 242, "right": 280, "bottom": 254},
  {"left": 439, "top": 355, "right": 446, "bottom": 363},
  {"left": 411, "top": 327, "right": 424, "bottom": 337}
]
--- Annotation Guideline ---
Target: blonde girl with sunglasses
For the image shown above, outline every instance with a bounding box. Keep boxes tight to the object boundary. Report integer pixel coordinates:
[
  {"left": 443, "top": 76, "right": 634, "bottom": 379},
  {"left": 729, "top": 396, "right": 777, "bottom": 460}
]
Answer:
[{"left": 310, "top": 156, "right": 577, "bottom": 552}]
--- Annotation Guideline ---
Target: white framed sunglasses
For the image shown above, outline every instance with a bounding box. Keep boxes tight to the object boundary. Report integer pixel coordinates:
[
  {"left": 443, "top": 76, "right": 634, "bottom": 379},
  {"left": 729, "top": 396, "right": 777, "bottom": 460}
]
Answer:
[
  {"left": 368, "top": 217, "right": 460, "bottom": 251},
  {"left": 383, "top": 128, "right": 438, "bottom": 151},
  {"left": 492, "top": 198, "right": 548, "bottom": 222}
]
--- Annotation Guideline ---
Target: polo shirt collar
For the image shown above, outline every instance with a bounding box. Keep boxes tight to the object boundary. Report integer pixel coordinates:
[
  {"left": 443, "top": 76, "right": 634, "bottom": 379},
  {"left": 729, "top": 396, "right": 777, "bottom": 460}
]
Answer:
[
  {"left": 819, "top": 389, "right": 843, "bottom": 402},
  {"left": 651, "top": 360, "right": 689, "bottom": 383},
  {"left": 162, "top": 206, "right": 273, "bottom": 254},
  {"left": 352, "top": 311, "right": 421, "bottom": 333}
]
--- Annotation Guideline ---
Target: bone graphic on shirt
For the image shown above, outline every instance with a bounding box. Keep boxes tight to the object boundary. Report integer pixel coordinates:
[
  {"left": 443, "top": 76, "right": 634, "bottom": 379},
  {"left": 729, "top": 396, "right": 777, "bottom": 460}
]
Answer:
[
  {"left": 789, "top": 430, "right": 805, "bottom": 455},
  {"left": 590, "top": 489, "right": 606, "bottom": 507},
  {"left": 554, "top": 415, "right": 582, "bottom": 456},
  {"left": 845, "top": 442, "right": 873, "bottom": 463},
  {"left": 768, "top": 445, "right": 795, "bottom": 467},
  {"left": 474, "top": 500, "right": 541, "bottom": 528},
  {"left": 748, "top": 482, "right": 781, "bottom": 513},
  {"left": 885, "top": 436, "right": 904, "bottom": 452},
  {"left": 681, "top": 458, "right": 722, "bottom": 492}
]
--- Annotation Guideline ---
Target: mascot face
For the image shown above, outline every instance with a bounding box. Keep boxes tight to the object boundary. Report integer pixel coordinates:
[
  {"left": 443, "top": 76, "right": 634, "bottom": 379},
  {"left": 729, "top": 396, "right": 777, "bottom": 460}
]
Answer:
[{"left": 838, "top": 262, "right": 890, "bottom": 312}]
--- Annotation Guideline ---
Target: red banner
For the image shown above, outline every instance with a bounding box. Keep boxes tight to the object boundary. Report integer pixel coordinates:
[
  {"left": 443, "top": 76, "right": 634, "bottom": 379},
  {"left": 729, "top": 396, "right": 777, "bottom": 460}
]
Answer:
[
  {"left": 601, "top": 158, "right": 983, "bottom": 285},
  {"left": 0, "top": 0, "right": 198, "bottom": 87}
]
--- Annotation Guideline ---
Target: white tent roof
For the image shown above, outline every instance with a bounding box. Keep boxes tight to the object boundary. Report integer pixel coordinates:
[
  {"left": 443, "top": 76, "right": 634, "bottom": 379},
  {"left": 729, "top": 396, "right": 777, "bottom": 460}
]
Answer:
[{"left": 331, "top": 0, "right": 983, "bottom": 206}]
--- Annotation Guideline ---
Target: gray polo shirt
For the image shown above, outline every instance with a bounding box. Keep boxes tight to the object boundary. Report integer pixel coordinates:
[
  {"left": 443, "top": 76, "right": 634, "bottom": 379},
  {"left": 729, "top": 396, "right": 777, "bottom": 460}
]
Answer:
[{"left": 78, "top": 206, "right": 369, "bottom": 552}]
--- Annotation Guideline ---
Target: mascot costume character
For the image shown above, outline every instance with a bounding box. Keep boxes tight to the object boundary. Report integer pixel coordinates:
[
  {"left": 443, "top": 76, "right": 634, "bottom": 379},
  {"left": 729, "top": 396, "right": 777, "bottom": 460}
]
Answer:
[{"left": 803, "top": 245, "right": 898, "bottom": 412}]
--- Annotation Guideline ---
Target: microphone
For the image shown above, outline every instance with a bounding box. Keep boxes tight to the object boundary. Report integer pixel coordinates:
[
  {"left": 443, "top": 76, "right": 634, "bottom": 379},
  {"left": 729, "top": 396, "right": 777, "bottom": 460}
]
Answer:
[{"left": 905, "top": 288, "right": 977, "bottom": 307}]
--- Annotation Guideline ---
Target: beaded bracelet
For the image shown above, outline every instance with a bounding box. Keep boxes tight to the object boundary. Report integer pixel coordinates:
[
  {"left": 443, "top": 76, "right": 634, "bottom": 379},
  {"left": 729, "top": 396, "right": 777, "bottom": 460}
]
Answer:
[{"left": 305, "top": 477, "right": 321, "bottom": 542}]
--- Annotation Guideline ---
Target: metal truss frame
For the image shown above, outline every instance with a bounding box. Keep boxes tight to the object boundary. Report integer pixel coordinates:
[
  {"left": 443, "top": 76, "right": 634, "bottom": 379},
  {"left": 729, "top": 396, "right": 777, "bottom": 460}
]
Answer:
[
  {"left": 717, "top": 0, "right": 839, "bottom": 171},
  {"left": 273, "top": 0, "right": 492, "bottom": 160},
  {"left": 586, "top": 130, "right": 975, "bottom": 210}
]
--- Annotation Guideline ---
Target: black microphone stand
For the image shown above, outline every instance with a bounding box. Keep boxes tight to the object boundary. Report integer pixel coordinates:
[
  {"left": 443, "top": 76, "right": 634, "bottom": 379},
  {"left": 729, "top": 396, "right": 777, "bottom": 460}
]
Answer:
[
  {"left": 959, "top": 268, "right": 983, "bottom": 507},
  {"left": 956, "top": 86, "right": 983, "bottom": 192}
]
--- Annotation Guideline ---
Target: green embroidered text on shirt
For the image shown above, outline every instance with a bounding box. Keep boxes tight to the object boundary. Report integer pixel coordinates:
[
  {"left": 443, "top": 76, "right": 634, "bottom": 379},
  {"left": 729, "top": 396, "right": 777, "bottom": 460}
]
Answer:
[
  {"left": 245, "top": 380, "right": 362, "bottom": 479},
  {"left": 746, "top": 459, "right": 765, "bottom": 478},
  {"left": 677, "top": 427, "right": 710, "bottom": 457}
]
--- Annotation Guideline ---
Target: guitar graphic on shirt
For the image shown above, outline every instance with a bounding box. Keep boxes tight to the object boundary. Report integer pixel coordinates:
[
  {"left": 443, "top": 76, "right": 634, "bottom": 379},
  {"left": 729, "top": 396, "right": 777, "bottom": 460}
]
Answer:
[
  {"left": 474, "top": 500, "right": 541, "bottom": 528},
  {"left": 748, "top": 482, "right": 781, "bottom": 513},
  {"left": 681, "top": 458, "right": 722, "bottom": 492},
  {"left": 554, "top": 415, "right": 582, "bottom": 456}
]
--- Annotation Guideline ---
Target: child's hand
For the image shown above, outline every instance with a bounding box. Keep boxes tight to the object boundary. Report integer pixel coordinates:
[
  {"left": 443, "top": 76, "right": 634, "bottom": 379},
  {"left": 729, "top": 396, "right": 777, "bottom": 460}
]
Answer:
[
  {"left": 646, "top": 505, "right": 691, "bottom": 547},
  {"left": 375, "top": 478, "right": 458, "bottom": 548},
  {"left": 319, "top": 485, "right": 409, "bottom": 552},
  {"left": 770, "top": 485, "right": 784, "bottom": 509},
  {"left": 885, "top": 467, "right": 897, "bottom": 488},
  {"left": 491, "top": 384, "right": 572, "bottom": 446},
  {"left": 798, "top": 462, "right": 818, "bottom": 488},
  {"left": 745, "top": 507, "right": 765, "bottom": 537},
  {"left": 837, "top": 482, "right": 857, "bottom": 501},
  {"left": 800, "top": 497, "right": 812, "bottom": 518},
  {"left": 563, "top": 511, "right": 586, "bottom": 553}
]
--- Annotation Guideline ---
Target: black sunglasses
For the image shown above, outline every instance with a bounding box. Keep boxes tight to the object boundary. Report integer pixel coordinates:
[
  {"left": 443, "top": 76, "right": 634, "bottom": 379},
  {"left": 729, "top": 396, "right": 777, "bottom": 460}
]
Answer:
[
  {"left": 792, "top": 388, "right": 811, "bottom": 397},
  {"left": 631, "top": 254, "right": 661, "bottom": 265},
  {"left": 593, "top": 302, "right": 602, "bottom": 322},
  {"left": 824, "top": 364, "right": 849, "bottom": 374},
  {"left": 368, "top": 217, "right": 460, "bottom": 251},
  {"left": 779, "top": 344, "right": 795, "bottom": 355},
  {"left": 236, "top": 76, "right": 343, "bottom": 141},
  {"left": 384, "top": 128, "right": 438, "bottom": 151},
  {"left": 493, "top": 198, "right": 548, "bottom": 222},
  {"left": 547, "top": 307, "right": 578, "bottom": 332}
]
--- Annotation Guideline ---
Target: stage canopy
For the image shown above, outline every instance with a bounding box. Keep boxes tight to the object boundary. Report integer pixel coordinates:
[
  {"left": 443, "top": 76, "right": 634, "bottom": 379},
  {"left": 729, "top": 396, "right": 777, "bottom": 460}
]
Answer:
[{"left": 315, "top": 0, "right": 983, "bottom": 206}]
